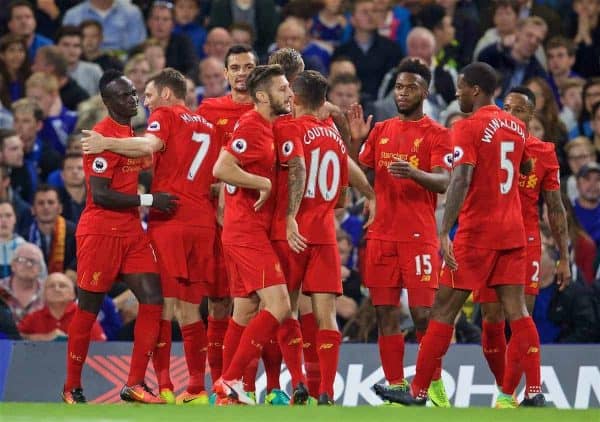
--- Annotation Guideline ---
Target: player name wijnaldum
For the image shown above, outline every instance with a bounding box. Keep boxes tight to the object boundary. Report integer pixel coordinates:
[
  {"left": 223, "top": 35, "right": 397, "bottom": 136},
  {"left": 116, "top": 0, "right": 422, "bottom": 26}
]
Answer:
[
  {"left": 482, "top": 118, "right": 526, "bottom": 143},
  {"left": 303, "top": 126, "right": 346, "bottom": 153}
]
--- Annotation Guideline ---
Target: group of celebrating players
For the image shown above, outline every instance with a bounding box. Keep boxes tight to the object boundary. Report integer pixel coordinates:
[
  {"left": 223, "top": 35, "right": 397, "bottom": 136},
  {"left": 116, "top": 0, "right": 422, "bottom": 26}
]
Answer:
[{"left": 59, "top": 43, "right": 569, "bottom": 409}]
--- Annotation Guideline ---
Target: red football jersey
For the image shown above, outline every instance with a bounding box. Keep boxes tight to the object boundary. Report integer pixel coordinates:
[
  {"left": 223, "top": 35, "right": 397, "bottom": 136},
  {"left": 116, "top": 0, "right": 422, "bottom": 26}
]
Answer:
[
  {"left": 451, "top": 105, "right": 528, "bottom": 249},
  {"left": 221, "top": 110, "right": 277, "bottom": 245},
  {"left": 146, "top": 104, "right": 221, "bottom": 227},
  {"left": 77, "top": 117, "right": 147, "bottom": 237},
  {"left": 519, "top": 135, "right": 560, "bottom": 245},
  {"left": 359, "top": 115, "right": 452, "bottom": 245},
  {"left": 197, "top": 95, "right": 254, "bottom": 145}
]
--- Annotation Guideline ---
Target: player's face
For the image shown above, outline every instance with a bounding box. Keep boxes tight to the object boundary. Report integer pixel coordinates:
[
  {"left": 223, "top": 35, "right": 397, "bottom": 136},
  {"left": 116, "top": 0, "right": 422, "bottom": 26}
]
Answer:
[
  {"left": 225, "top": 53, "right": 256, "bottom": 93},
  {"left": 0, "top": 203, "right": 16, "bottom": 240},
  {"left": 577, "top": 172, "right": 600, "bottom": 203},
  {"left": 394, "top": 72, "right": 426, "bottom": 116},
  {"left": 456, "top": 75, "right": 475, "bottom": 113},
  {"left": 32, "top": 191, "right": 62, "bottom": 224},
  {"left": 143, "top": 81, "right": 165, "bottom": 112},
  {"left": 503, "top": 93, "right": 533, "bottom": 126},
  {"left": 44, "top": 274, "right": 75, "bottom": 304},
  {"left": 103, "top": 77, "right": 139, "bottom": 119},
  {"left": 267, "top": 75, "right": 294, "bottom": 116}
]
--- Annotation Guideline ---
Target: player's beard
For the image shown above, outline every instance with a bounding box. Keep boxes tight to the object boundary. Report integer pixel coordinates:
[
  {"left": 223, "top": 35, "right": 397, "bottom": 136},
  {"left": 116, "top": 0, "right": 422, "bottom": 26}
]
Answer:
[
  {"left": 269, "top": 94, "right": 291, "bottom": 116},
  {"left": 395, "top": 98, "right": 421, "bottom": 116}
]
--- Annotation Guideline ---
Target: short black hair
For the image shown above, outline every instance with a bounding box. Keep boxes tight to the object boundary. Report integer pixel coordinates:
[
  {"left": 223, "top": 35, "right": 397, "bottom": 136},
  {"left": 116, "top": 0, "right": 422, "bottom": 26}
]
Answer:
[
  {"left": 397, "top": 58, "right": 432, "bottom": 87},
  {"left": 79, "top": 19, "right": 103, "bottom": 34},
  {"left": 292, "top": 70, "right": 327, "bottom": 110},
  {"left": 268, "top": 48, "right": 305, "bottom": 81},
  {"left": 460, "top": 62, "right": 499, "bottom": 95},
  {"left": 55, "top": 25, "right": 82, "bottom": 43},
  {"left": 147, "top": 67, "right": 186, "bottom": 100},
  {"left": 38, "top": 46, "right": 69, "bottom": 78},
  {"left": 508, "top": 86, "right": 536, "bottom": 108},
  {"left": 417, "top": 4, "right": 446, "bottom": 31},
  {"left": 99, "top": 69, "right": 125, "bottom": 98},
  {"left": 224, "top": 44, "right": 258, "bottom": 68},
  {"left": 8, "top": 0, "right": 34, "bottom": 21},
  {"left": 62, "top": 152, "right": 83, "bottom": 169},
  {"left": 33, "top": 184, "right": 61, "bottom": 204},
  {"left": 329, "top": 73, "right": 361, "bottom": 90},
  {"left": 246, "top": 64, "right": 285, "bottom": 102}
]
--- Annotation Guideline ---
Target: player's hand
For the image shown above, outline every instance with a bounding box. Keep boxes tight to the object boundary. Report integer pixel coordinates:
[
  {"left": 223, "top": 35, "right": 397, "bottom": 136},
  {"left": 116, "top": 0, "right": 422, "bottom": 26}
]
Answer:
[
  {"left": 286, "top": 217, "right": 308, "bottom": 253},
  {"left": 81, "top": 130, "right": 107, "bottom": 154},
  {"left": 389, "top": 159, "right": 415, "bottom": 179},
  {"left": 440, "top": 233, "right": 457, "bottom": 270},
  {"left": 555, "top": 258, "right": 572, "bottom": 291},
  {"left": 363, "top": 198, "right": 376, "bottom": 228},
  {"left": 254, "top": 178, "right": 271, "bottom": 211},
  {"left": 346, "top": 103, "right": 372, "bottom": 142},
  {"left": 318, "top": 101, "right": 341, "bottom": 120},
  {"left": 152, "top": 192, "right": 179, "bottom": 213}
]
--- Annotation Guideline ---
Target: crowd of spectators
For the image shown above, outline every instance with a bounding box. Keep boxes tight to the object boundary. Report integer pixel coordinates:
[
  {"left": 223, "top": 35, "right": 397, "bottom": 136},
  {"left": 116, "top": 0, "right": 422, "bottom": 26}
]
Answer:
[{"left": 0, "top": 0, "right": 599, "bottom": 345}]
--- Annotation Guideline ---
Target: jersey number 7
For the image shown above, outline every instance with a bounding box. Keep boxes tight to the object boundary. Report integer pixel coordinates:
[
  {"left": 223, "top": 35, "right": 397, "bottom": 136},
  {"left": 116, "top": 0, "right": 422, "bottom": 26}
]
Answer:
[{"left": 187, "top": 132, "right": 211, "bottom": 181}]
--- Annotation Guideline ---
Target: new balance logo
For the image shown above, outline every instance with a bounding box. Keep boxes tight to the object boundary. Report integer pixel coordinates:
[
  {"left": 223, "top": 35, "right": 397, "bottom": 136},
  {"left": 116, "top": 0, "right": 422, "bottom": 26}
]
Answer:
[
  {"left": 527, "top": 347, "right": 539, "bottom": 354},
  {"left": 288, "top": 337, "right": 302, "bottom": 346},
  {"left": 319, "top": 343, "right": 333, "bottom": 350},
  {"left": 69, "top": 352, "right": 83, "bottom": 362}
]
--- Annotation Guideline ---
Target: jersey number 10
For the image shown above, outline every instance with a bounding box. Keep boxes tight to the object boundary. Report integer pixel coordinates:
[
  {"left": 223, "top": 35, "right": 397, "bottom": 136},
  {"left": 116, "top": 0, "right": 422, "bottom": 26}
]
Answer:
[{"left": 305, "top": 147, "right": 340, "bottom": 202}]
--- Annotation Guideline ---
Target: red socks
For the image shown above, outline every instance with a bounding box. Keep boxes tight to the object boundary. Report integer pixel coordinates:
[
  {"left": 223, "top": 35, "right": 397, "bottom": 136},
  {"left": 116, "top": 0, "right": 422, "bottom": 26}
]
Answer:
[
  {"left": 65, "top": 307, "right": 97, "bottom": 391},
  {"left": 242, "top": 356, "right": 259, "bottom": 392},
  {"left": 300, "top": 313, "right": 320, "bottom": 398},
  {"left": 222, "top": 310, "right": 279, "bottom": 381},
  {"left": 152, "top": 319, "right": 173, "bottom": 391},
  {"left": 378, "top": 334, "right": 405, "bottom": 384},
  {"left": 207, "top": 316, "right": 229, "bottom": 382},
  {"left": 316, "top": 330, "right": 341, "bottom": 398},
  {"left": 181, "top": 321, "right": 208, "bottom": 394},
  {"left": 416, "top": 330, "right": 442, "bottom": 380},
  {"left": 128, "top": 304, "right": 162, "bottom": 386},
  {"left": 502, "top": 317, "right": 541, "bottom": 397},
  {"left": 411, "top": 320, "right": 453, "bottom": 398},
  {"left": 482, "top": 320, "right": 506, "bottom": 387},
  {"left": 222, "top": 318, "right": 245, "bottom": 375},
  {"left": 278, "top": 318, "right": 305, "bottom": 388},
  {"left": 262, "top": 336, "right": 282, "bottom": 392}
]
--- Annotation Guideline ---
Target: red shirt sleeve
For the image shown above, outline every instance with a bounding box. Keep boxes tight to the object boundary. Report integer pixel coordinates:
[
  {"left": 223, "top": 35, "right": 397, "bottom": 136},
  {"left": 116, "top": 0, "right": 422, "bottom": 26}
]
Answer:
[
  {"left": 358, "top": 124, "right": 379, "bottom": 168},
  {"left": 274, "top": 122, "right": 304, "bottom": 165},
  {"left": 85, "top": 152, "right": 120, "bottom": 179},
  {"left": 225, "top": 122, "right": 264, "bottom": 167},
  {"left": 451, "top": 120, "right": 478, "bottom": 167},
  {"left": 90, "top": 322, "right": 107, "bottom": 341},
  {"left": 431, "top": 128, "right": 453, "bottom": 170},
  {"left": 146, "top": 108, "right": 172, "bottom": 150},
  {"left": 542, "top": 147, "right": 561, "bottom": 191}
]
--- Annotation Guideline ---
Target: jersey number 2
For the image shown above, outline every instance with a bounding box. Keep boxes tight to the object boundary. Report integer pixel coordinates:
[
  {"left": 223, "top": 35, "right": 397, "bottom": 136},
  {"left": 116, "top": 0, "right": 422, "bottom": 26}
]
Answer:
[
  {"left": 500, "top": 141, "right": 515, "bottom": 194},
  {"left": 187, "top": 132, "right": 210, "bottom": 181},
  {"left": 305, "top": 148, "right": 340, "bottom": 201}
]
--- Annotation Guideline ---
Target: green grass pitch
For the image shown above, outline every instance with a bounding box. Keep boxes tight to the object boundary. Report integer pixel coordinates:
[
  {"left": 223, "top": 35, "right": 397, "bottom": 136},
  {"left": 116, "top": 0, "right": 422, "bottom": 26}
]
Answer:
[{"left": 1, "top": 403, "right": 599, "bottom": 422}]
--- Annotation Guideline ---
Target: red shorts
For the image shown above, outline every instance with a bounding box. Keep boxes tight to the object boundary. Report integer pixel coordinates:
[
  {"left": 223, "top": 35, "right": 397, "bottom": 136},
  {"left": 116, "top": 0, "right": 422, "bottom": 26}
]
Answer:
[
  {"left": 77, "top": 234, "right": 158, "bottom": 293},
  {"left": 222, "top": 239, "right": 286, "bottom": 298},
  {"left": 364, "top": 240, "right": 438, "bottom": 307},
  {"left": 149, "top": 224, "right": 216, "bottom": 304},
  {"left": 473, "top": 243, "right": 540, "bottom": 303},
  {"left": 292, "top": 243, "right": 342, "bottom": 295},
  {"left": 271, "top": 240, "right": 295, "bottom": 289},
  {"left": 441, "top": 243, "right": 526, "bottom": 295},
  {"left": 210, "top": 231, "right": 231, "bottom": 298}
]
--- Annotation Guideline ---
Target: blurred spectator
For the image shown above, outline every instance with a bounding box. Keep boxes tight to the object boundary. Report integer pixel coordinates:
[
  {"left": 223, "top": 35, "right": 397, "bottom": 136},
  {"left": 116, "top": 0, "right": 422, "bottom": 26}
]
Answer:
[
  {"left": 25, "top": 72, "right": 77, "bottom": 155},
  {"left": 336, "top": 229, "right": 363, "bottom": 328},
  {"left": 0, "top": 129, "right": 33, "bottom": 204},
  {"left": 203, "top": 27, "right": 233, "bottom": 63},
  {"left": 333, "top": 0, "right": 402, "bottom": 101},
  {"left": 0, "top": 73, "right": 13, "bottom": 129},
  {"left": 173, "top": 0, "right": 207, "bottom": 60},
  {"left": 184, "top": 77, "right": 198, "bottom": 110},
  {"left": 209, "top": 0, "right": 279, "bottom": 58},
  {"left": 6, "top": 0, "right": 53, "bottom": 59},
  {"left": 56, "top": 26, "right": 103, "bottom": 97},
  {"left": 529, "top": 111, "right": 548, "bottom": 141},
  {"left": 21, "top": 185, "right": 76, "bottom": 274},
  {"left": 569, "top": 0, "right": 600, "bottom": 79},
  {"left": 74, "top": 95, "right": 108, "bottom": 132},
  {"left": 229, "top": 21, "right": 255, "bottom": 46},
  {"left": 196, "top": 57, "right": 227, "bottom": 103},
  {"left": 0, "top": 242, "right": 46, "bottom": 323},
  {"left": 33, "top": 0, "right": 80, "bottom": 40},
  {"left": 310, "top": 0, "right": 347, "bottom": 49},
  {"left": 0, "top": 201, "right": 25, "bottom": 279},
  {"left": 417, "top": 4, "right": 459, "bottom": 71},
  {"left": 0, "top": 34, "right": 31, "bottom": 103},
  {"left": 0, "top": 166, "right": 30, "bottom": 231},
  {"left": 564, "top": 137, "right": 596, "bottom": 202},
  {"left": 516, "top": 0, "right": 561, "bottom": 36},
  {"left": 328, "top": 73, "right": 361, "bottom": 113},
  {"left": 573, "top": 162, "right": 600, "bottom": 246},
  {"left": 18, "top": 272, "right": 105, "bottom": 341},
  {"left": 436, "top": 0, "right": 480, "bottom": 68},
  {"left": 546, "top": 36, "right": 579, "bottom": 105},
  {"left": 0, "top": 298, "right": 21, "bottom": 339},
  {"left": 559, "top": 78, "right": 585, "bottom": 133},
  {"left": 12, "top": 98, "right": 61, "bottom": 187},
  {"left": 372, "top": 0, "right": 411, "bottom": 55},
  {"left": 147, "top": 1, "right": 198, "bottom": 77},
  {"left": 123, "top": 54, "right": 150, "bottom": 131},
  {"left": 478, "top": 16, "right": 548, "bottom": 99},
  {"left": 329, "top": 55, "right": 357, "bottom": 81},
  {"left": 31, "top": 46, "right": 89, "bottom": 112},
  {"left": 140, "top": 38, "right": 167, "bottom": 74},
  {"left": 79, "top": 20, "right": 123, "bottom": 72},
  {"left": 334, "top": 193, "right": 363, "bottom": 250},
  {"left": 57, "top": 153, "right": 85, "bottom": 224},
  {"left": 62, "top": 0, "right": 147, "bottom": 52},
  {"left": 571, "top": 77, "right": 600, "bottom": 139},
  {"left": 474, "top": 0, "right": 519, "bottom": 60},
  {"left": 275, "top": 17, "right": 329, "bottom": 75},
  {"left": 47, "top": 134, "right": 85, "bottom": 188},
  {"left": 342, "top": 297, "right": 378, "bottom": 342}
]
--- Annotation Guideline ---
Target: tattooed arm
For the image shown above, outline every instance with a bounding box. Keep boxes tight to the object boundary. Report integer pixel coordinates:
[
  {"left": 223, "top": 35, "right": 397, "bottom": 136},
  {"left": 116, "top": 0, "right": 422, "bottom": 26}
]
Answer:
[
  {"left": 286, "top": 156, "right": 307, "bottom": 253},
  {"left": 440, "top": 164, "right": 474, "bottom": 270},
  {"left": 542, "top": 189, "right": 571, "bottom": 290}
]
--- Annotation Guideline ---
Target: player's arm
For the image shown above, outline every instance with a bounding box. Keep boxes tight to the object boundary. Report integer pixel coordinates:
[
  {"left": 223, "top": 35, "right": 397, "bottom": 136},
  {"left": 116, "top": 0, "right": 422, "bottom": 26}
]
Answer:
[
  {"left": 286, "top": 156, "right": 307, "bottom": 252},
  {"left": 440, "top": 164, "right": 474, "bottom": 270},
  {"left": 81, "top": 130, "right": 164, "bottom": 157},
  {"left": 389, "top": 161, "right": 450, "bottom": 193},
  {"left": 212, "top": 149, "right": 271, "bottom": 211},
  {"left": 348, "top": 157, "right": 376, "bottom": 227},
  {"left": 542, "top": 189, "right": 571, "bottom": 290},
  {"left": 520, "top": 158, "right": 534, "bottom": 175},
  {"left": 89, "top": 176, "right": 178, "bottom": 212},
  {"left": 320, "top": 101, "right": 357, "bottom": 160}
]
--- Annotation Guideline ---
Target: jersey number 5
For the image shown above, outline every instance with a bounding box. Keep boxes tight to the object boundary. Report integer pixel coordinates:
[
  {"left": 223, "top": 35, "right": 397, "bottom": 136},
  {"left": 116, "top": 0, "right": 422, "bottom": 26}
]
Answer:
[
  {"left": 500, "top": 141, "right": 515, "bottom": 194},
  {"left": 187, "top": 132, "right": 210, "bottom": 181},
  {"left": 305, "top": 148, "right": 340, "bottom": 201}
]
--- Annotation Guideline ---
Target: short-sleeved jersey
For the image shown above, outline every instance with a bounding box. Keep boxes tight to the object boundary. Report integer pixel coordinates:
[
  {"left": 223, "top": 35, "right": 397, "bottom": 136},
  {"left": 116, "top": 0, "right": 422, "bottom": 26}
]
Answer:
[
  {"left": 451, "top": 105, "right": 528, "bottom": 249},
  {"left": 221, "top": 110, "right": 277, "bottom": 245},
  {"left": 519, "top": 135, "right": 560, "bottom": 245},
  {"left": 146, "top": 104, "right": 221, "bottom": 227},
  {"left": 197, "top": 95, "right": 254, "bottom": 145},
  {"left": 77, "top": 117, "right": 147, "bottom": 237},
  {"left": 359, "top": 115, "right": 452, "bottom": 245}
]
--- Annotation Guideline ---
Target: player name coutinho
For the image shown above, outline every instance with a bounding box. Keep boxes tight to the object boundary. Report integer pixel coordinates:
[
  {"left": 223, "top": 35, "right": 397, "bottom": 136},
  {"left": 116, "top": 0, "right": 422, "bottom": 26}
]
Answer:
[
  {"left": 180, "top": 113, "right": 213, "bottom": 128},
  {"left": 303, "top": 126, "right": 346, "bottom": 154},
  {"left": 482, "top": 118, "right": 525, "bottom": 143}
]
